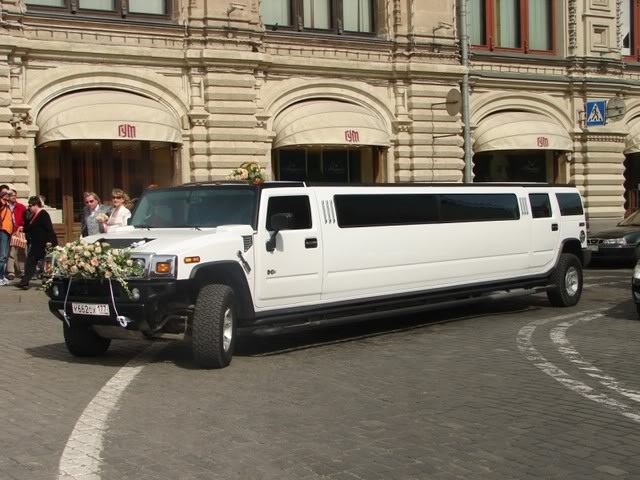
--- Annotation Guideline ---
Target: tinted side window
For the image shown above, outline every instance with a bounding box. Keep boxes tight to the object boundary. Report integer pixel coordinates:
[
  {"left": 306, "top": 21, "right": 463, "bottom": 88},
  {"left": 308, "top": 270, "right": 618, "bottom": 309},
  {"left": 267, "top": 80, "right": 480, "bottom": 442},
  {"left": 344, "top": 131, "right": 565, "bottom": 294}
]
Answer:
[
  {"left": 266, "top": 196, "right": 312, "bottom": 230},
  {"left": 529, "top": 193, "right": 552, "bottom": 218},
  {"left": 556, "top": 193, "right": 584, "bottom": 216},
  {"left": 334, "top": 194, "right": 438, "bottom": 228},
  {"left": 440, "top": 194, "right": 520, "bottom": 222}
]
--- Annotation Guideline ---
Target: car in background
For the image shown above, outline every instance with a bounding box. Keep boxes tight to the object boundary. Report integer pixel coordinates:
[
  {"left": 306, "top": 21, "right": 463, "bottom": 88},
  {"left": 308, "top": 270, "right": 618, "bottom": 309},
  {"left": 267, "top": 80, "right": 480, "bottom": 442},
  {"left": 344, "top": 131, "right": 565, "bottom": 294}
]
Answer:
[
  {"left": 587, "top": 210, "right": 640, "bottom": 266},
  {"left": 632, "top": 261, "right": 640, "bottom": 318}
]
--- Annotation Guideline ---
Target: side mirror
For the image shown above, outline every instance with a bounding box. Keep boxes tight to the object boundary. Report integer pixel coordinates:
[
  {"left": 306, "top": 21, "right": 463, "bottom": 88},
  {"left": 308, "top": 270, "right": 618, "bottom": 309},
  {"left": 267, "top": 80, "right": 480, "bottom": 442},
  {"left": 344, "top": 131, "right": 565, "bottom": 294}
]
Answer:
[{"left": 266, "top": 213, "right": 293, "bottom": 252}]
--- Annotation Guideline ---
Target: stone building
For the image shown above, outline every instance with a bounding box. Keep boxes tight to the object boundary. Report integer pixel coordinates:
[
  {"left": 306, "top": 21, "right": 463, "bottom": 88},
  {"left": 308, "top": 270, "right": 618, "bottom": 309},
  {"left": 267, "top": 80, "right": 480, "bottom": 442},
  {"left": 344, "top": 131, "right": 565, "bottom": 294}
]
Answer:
[
  {"left": 1, "top": 0, "right": 639, "bottom": 241},
  {"left": 467, "top": 0, "right": 640, "bottom": 231},
  {"left": 0, "top": 0, "right": 463, "bottom": 241}
]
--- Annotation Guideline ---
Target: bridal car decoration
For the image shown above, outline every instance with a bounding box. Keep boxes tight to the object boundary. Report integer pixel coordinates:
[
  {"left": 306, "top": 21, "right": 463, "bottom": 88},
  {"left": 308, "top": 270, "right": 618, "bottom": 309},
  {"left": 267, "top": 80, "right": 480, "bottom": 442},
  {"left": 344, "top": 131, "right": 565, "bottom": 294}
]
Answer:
[
  {"left": 227, "top": 162, "right": 268, "bottom": 184},
  {"left": 45, "top": 238, "right": 144, "bottom": 297}
]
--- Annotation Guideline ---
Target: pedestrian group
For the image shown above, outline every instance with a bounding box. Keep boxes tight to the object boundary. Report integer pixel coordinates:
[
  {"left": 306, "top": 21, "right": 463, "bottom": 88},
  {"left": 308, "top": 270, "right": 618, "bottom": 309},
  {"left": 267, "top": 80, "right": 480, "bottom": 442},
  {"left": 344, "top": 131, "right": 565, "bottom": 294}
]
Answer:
[{"left": 0, "top": 185, "right": 133, "bottom": 290}]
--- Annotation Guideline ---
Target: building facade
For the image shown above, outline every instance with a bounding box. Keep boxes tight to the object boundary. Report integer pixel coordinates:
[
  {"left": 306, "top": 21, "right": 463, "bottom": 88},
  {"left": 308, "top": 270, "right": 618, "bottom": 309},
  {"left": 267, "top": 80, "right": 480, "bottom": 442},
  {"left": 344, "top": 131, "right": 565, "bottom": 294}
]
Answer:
[
  {"left": 0, "top": 0, "right": 463, "bottom": 241},
  {"left": 0, "top": 0, "right": 638, "bottom": 241},
  {"left": 468, "top": 0, "right": 640, "bottom": 231}
]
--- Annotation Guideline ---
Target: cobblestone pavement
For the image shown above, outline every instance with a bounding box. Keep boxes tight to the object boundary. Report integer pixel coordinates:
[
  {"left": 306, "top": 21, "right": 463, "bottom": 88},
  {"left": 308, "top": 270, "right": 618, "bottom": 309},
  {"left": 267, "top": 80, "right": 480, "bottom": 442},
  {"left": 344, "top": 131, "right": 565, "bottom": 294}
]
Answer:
[{"left": 1, "top": 268, "right": 640, "bottom": 480}]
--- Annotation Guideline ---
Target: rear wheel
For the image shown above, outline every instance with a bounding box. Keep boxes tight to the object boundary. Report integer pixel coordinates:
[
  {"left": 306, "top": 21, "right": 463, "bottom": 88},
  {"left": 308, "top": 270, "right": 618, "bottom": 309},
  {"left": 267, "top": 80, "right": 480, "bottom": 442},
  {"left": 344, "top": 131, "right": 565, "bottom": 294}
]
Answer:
[
  {"left": 547, "top": 253, "right": 583, "bottom": 307},
  {"left": 192, "top": 284, "right": 236, "bottom": 369},
  {"left": 63, "top": 323, "right": 111, "bottom": 357}
]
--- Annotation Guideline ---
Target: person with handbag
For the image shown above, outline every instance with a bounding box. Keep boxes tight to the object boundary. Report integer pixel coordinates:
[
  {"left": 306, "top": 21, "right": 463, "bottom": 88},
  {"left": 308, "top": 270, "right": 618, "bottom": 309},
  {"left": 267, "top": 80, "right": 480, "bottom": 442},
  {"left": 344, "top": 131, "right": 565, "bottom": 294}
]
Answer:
[
  {"left": 6, "top": 189, "right": 27, "bottom": 280},
  {"left": 0, "top": 185, "right": 14, "bottom": 286},
  {"left": 15, "top": 196, "right": 58, "bottom": 290}
]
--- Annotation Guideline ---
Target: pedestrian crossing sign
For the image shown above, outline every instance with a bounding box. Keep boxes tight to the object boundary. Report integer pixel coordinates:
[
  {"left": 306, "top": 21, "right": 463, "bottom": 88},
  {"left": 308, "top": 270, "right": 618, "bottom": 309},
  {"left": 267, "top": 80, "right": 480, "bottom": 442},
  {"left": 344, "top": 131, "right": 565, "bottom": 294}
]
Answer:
[{"left": 585, "top": 100, "right": 606, "bottom": 127}]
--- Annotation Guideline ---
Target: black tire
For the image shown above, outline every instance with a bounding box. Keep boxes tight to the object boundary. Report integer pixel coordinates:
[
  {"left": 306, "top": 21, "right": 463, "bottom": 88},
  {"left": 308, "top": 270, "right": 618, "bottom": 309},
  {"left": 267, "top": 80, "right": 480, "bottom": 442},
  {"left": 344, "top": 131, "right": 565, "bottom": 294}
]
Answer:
[
  {"left": 192, "top": 284, "right": 236, "bottom": 369},
  {"left": 547, "top": 253, "right": 583, "bottom": 307},
  {"left": 63, "top": 323, "right": 111, "bottom": 357}
]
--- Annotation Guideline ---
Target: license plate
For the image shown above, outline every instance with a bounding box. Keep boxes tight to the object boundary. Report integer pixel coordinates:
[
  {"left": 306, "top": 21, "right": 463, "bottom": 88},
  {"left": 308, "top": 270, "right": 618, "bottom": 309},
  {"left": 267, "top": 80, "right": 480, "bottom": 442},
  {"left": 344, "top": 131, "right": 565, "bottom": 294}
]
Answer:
[
  {"left": 587, "top": 245, "right": 599, "bottom": 252},
  {"left": 71, "top": 303, "right": 110, "bottom": 316}
]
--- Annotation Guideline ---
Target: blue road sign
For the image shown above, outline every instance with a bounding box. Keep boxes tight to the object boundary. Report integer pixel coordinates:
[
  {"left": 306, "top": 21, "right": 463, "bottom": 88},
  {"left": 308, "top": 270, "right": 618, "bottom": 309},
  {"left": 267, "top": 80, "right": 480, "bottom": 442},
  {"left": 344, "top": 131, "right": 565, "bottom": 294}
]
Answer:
[{"left": 585, "top": 100, "right": 606, "bottom": 127}]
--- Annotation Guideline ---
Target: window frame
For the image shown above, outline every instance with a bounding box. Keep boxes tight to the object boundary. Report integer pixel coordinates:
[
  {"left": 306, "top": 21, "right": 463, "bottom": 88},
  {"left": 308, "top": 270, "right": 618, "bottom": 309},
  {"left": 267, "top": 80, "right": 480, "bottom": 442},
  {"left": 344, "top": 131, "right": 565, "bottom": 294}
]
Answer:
[
  {"left": 262, "top": 0, "right": 377, "bottom": 36},
  {"left": 471, "top": 0, "right": 556, "bottom": 55},
  {"left": 24, "top": 0, "right": 172, "bottom": 21},
  {"left": 623, "top": 0, "right": 640, "bottom": 61}
]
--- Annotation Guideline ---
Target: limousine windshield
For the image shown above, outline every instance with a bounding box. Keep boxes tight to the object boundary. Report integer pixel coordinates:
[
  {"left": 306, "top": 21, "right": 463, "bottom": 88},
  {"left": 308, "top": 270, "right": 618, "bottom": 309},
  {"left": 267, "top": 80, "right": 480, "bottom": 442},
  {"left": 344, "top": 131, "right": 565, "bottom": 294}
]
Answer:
[{"left": 131, "top": 186, "right": 257, "bottom": 228}]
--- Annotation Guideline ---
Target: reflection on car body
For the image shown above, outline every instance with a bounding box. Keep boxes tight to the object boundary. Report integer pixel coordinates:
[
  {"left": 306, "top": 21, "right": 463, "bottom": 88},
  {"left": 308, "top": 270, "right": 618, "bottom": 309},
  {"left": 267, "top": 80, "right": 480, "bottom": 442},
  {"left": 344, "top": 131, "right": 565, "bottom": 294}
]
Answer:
[{"left": 588, "top": 210, "right": 640, "bottom": 266}]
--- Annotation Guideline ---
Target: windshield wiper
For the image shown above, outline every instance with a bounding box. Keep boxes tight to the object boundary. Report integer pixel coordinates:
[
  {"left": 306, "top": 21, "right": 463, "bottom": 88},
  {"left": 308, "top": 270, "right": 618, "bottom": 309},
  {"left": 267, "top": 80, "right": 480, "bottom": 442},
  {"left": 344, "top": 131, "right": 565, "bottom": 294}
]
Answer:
[{"left": 135, "top": 224, "right": 153, "bottom": 230}]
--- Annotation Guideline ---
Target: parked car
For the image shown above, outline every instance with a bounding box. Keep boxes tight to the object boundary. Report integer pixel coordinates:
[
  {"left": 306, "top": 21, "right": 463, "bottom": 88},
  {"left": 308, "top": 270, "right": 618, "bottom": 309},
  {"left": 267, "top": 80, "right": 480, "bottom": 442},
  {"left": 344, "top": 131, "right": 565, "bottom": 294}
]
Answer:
[
  {"left": 587, "top": 210, "right": 640, "bottom": 266},
  {"left": 632, "top": 261, "right": 640, "bottom": 318}
]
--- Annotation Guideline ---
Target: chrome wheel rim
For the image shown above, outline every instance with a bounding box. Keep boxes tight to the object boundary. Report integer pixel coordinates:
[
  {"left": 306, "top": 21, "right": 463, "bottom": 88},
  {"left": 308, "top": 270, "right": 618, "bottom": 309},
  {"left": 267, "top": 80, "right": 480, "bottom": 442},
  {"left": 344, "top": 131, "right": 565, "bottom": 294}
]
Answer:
[
  {"left": 565, "top": 267, "right": 579, "bottom": 296},
  {"left": 222, "top": 307, "right": 233, "bottom": 352}
]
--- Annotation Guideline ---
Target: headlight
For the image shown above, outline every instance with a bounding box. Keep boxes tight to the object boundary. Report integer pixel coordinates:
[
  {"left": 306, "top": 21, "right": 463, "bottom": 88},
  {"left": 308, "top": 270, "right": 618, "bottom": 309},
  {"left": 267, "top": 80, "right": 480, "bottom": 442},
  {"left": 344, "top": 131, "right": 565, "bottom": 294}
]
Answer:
[
  {"left": 603, "top": 238, "right": 627, "bottom": 245},
  {"left": 130, "top": 288, "right": 141, "bottom": 301},
  {"left": 634, "top": 262, "right": 640, "bottom": 279}
]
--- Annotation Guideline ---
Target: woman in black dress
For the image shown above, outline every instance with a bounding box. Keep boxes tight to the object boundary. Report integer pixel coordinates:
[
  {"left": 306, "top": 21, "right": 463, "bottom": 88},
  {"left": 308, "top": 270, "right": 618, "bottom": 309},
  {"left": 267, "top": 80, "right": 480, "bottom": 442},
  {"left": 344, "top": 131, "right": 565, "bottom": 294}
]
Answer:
[{"left": 16, "top": 196, "right": 58, "bottom": 290}]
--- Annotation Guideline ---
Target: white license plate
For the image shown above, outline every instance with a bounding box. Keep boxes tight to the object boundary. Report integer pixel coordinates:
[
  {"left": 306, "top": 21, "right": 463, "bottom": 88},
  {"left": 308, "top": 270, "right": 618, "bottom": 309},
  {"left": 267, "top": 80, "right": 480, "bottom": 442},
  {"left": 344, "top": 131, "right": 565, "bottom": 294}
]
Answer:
[
  {"left": 587, "top": 245, "right": 599, "bottom": 252},
  {"left": 71, "top": 303, "right": 110, "bottom": 316}
]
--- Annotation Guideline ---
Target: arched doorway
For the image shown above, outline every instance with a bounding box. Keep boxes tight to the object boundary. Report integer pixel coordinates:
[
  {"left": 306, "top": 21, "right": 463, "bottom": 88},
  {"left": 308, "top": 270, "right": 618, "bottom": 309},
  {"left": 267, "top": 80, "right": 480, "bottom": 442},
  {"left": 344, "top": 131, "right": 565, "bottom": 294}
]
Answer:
[
  {"left": 472, "top": 111, "right": 572, "bottom": 183},
  {"left": 271, "top": 99, "right": 389, "bottom": 183},
  {"left": 35, "top": 90, "right": 182, "bottom": 242}
]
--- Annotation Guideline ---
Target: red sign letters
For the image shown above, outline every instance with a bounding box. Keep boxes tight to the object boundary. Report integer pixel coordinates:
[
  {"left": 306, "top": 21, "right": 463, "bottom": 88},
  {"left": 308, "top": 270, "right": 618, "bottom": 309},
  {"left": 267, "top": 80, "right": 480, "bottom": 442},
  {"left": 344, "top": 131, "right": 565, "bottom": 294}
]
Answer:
[
  {"left": 344, "top": 130, "right": 360, "bottom": 143},
  {"left": 118, "top": 124, "right": 136, "bottom": 139}
]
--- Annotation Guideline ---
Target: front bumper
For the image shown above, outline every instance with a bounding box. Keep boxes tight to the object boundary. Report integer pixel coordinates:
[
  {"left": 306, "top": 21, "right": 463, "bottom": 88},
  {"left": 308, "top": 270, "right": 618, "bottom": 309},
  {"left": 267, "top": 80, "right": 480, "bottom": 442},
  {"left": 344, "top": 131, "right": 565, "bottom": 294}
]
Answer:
[
  {"left": 587, "top": 244, "right": 636, "bottom": 263},
  {"left": 47, "top": 278, "right": 180, "bottom": 333}
]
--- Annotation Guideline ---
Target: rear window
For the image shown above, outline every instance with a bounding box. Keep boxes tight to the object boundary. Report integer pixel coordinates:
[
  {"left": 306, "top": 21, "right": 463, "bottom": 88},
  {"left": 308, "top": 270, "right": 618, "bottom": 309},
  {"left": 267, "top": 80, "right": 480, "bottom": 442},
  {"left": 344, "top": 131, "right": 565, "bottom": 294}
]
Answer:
[{"left": 555, "top": 193, "right": 584, "bottom": 216}]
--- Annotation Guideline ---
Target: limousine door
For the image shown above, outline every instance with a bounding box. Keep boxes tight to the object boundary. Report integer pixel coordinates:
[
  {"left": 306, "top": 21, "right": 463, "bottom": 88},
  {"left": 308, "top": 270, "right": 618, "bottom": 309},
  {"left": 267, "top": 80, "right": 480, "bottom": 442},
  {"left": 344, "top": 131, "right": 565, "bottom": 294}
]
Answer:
[
  {"left": 254, "top": 191, "right": 323, "bottom": 308},
  {"left": 528, "top": 193, "right": 560, "bottom": 269}
]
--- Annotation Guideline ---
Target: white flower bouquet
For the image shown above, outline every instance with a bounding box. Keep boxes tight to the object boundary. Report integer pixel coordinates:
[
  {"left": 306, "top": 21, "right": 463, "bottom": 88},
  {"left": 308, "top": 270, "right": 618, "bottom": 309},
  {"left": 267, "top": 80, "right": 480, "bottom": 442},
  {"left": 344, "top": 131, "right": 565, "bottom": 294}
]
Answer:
[
  {"left": 95, "top": 212, "right": 109, "bottom": 223},
  {"left": 227, "top": 162, "right": 268, "bottom": 184},
  {"left": 45, "top": 239, "right": 144, "bottom": 296}
]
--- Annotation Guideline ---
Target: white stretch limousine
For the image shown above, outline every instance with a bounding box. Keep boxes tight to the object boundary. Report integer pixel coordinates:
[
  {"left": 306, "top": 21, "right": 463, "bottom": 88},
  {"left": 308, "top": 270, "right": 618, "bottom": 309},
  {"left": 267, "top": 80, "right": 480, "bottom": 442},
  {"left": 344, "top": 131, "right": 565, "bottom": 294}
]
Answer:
[{"left": 47, "top": 182, "right": 588, "bottom": 368}]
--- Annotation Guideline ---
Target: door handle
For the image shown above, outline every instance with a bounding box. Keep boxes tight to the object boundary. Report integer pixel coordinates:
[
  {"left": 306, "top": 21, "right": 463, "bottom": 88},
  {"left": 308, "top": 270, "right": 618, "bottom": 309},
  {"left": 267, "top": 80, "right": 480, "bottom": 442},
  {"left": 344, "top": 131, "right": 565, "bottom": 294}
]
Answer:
[
  {"left": 305, "top": 238, "right": 318, "bottom": 248},
  {"left": 551, "top": 223, "right": 558, "bottom": 231}
]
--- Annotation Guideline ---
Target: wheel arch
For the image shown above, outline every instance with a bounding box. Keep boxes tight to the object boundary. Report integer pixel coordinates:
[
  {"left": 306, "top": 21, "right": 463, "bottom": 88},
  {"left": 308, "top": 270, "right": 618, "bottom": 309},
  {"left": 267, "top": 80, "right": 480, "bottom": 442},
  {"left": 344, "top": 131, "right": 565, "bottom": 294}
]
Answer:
[
  {"left": 560, "top": 238, "right": 584, "bottom": 266},
  {"left": 190, "top": 262, "right": 255, "bottom": 320}
]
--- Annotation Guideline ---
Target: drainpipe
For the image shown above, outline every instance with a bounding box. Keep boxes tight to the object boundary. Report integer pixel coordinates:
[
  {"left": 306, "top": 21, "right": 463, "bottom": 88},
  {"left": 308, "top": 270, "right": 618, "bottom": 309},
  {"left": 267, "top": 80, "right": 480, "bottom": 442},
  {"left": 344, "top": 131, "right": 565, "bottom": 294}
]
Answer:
[{"left": 457, "top": 0, "right": 473, "bottom": 183}]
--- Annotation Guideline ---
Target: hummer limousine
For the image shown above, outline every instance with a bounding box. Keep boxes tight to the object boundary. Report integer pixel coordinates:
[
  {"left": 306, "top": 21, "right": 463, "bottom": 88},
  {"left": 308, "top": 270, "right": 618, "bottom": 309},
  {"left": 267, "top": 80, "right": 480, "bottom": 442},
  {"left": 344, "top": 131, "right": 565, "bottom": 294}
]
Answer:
[{"left": 46, "top": 181, "right": 588, "bottom": 369}]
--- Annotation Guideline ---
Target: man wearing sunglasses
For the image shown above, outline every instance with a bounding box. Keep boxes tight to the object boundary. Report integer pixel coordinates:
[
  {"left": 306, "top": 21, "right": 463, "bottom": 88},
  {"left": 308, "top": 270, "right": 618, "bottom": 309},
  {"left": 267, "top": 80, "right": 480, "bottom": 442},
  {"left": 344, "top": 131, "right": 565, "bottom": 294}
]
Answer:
[{"left": 80, "top": 192, "right": 111, "bottom": 238}]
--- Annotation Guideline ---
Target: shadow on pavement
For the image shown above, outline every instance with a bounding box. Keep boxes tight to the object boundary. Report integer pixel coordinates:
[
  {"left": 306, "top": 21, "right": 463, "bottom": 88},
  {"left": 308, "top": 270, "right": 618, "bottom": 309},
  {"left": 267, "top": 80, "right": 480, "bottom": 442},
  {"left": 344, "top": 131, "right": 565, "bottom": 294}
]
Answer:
[{"left": 26, "top": 341, "right": 150, "bottom": 367}]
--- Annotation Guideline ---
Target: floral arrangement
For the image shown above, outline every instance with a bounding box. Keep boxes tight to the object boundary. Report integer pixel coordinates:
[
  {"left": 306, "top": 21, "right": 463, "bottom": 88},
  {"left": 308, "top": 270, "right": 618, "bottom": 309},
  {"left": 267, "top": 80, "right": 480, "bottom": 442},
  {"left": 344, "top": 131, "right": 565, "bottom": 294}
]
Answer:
[
  {"left": 227, "top": 162, "right": 268, "bottom": 184},
  {"left": 45, "top": 238, "right": 144, "bottom": 296}
]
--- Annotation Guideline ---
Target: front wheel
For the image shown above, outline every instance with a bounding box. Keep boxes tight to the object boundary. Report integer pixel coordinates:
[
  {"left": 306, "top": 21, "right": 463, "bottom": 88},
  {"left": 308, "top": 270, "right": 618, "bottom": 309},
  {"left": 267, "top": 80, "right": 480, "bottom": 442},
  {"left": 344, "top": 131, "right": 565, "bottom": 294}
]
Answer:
[
  {"left": 192, "top": 284, "right": 236, "bottom": 369},
  {"left": 63, "top": 323, "right": 111, "bottom": 357},
  {"left": 547, "top": 253, "right": 583, "bottom": 307}
]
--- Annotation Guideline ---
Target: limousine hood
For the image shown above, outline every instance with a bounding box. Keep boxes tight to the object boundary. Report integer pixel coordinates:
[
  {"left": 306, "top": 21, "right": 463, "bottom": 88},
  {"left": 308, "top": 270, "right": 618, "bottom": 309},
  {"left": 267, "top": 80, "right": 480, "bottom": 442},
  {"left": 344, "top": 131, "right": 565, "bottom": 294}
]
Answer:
[{"left": 84, "top": 225, "right": 254, "bottom": 255}]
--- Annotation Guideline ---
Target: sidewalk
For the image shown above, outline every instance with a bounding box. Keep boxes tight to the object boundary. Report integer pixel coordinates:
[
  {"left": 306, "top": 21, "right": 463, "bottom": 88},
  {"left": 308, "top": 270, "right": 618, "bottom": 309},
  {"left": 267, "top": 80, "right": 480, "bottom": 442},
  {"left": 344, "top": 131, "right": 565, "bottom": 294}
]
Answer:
[{"left": 0, "top": 278, "right": 50, "bottom": 306}]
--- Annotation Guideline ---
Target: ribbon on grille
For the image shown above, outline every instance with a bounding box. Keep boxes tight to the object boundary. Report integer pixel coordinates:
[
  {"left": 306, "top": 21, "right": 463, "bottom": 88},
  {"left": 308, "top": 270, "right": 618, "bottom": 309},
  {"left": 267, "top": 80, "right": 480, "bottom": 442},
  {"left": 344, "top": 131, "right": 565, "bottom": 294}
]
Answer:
[{"left": 107, "top": 278, "right": 130, "bottom": 328}]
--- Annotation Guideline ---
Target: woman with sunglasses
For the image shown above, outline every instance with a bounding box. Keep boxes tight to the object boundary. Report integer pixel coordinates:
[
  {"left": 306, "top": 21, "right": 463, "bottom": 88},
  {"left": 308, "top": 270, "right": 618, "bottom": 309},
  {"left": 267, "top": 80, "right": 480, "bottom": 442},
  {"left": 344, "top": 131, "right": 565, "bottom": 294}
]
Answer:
[
  {"left": 99, "top": 188, "right": 132, "bottom": 233},
  {"left": 16, "top": 196, "right": 58, "bottom": 290}
]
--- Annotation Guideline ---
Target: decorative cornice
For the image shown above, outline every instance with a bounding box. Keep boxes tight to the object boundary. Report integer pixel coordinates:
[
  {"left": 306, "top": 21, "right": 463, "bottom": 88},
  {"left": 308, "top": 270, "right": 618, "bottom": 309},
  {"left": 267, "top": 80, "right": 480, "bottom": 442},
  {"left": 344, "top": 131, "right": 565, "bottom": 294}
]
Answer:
[
  {"left": 568, "top": 0, "right": 577, "bottom": 52},
  {"left": 581, "top": 133, "right": 627, "bottom": 143}
]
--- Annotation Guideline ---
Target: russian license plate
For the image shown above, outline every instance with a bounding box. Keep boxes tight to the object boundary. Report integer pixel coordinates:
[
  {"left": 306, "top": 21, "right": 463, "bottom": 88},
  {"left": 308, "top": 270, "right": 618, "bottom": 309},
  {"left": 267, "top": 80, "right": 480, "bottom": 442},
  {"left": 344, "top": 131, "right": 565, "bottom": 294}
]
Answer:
[
  {"left": 587, "top": 245, "right": 599, "bottom": 252},
  {"left": 71, "top": 303, "right": 110, "bottom": 316}
]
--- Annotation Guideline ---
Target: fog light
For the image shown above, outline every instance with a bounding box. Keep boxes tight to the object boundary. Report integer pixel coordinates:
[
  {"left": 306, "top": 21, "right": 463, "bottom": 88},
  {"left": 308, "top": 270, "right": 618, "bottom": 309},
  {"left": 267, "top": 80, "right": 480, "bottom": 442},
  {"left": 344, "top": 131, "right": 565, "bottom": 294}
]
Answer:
[
  {"left": 52, "top": 285, "right": 60, "bottom": 297},
  {"left": 131, "top": 288, "right": 141, "bottom": 301},
  {"left": 634, "top": 263, "right": 640, "bottom": 280}
]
